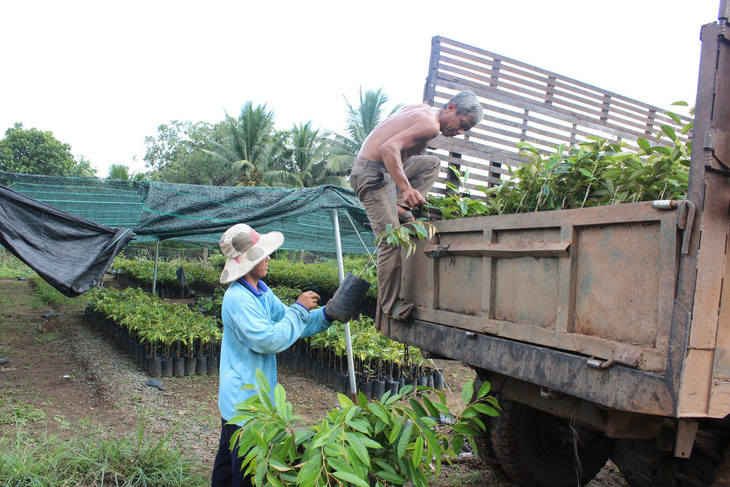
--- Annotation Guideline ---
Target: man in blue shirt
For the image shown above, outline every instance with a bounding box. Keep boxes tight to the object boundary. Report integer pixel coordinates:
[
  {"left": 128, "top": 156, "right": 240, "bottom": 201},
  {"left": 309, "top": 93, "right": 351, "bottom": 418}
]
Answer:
[{"left": 211, "top": 223, "right": 333, "bottom": 487}]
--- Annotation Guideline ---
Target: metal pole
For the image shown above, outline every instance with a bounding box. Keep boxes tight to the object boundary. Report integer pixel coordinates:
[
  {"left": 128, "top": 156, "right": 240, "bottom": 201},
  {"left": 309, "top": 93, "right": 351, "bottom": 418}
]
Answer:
[
  {"left": 332, "top": 209, "right": 358, "bottom": 399},
  {"left": 152, "top": 239, "right": 160, "bottom": 296}
]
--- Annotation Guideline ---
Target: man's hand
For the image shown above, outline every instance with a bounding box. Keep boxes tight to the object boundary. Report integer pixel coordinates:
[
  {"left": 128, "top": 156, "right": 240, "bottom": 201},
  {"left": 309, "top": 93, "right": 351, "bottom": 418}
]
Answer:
[
  {"left": 401, "top": 187, "right": 427, "bottom": 208},
  {"left": 296, "top": 291, "right": 320, "bottom": 311}
]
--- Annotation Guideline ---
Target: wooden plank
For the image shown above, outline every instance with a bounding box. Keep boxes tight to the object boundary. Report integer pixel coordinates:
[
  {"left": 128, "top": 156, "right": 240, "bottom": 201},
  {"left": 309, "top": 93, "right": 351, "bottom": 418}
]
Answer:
[
  {"left": 430, "top": 136, "right": 526, "bottom": 164},
  {"left": 423, "top": 37, "right": 441, "bottom": 104},
  {"left": 423, "top": 240, "right": 571, "bottom": 258},
  {"left": 556, "top": 226, "right": 577, "bottom": 333},
  {"left": 440, "top": 57, "right": 644, "bottom": 124},
  {"left": 433, "top": 36, "right": 688, "bottom": 120},
  {"left": 430, "top": 52, "right": 689, "bottom": 140},
  {"left": 433, "top": 201, "right": 673, "bottom": 232},
  {"left": 434, "top": 83, "right": 655, "bottom": 142},
  {"left": 690, "top": 170, "right": 730, "bottom": 350},
  {"left": 433, "top": 150, "right": 519, "bottom": 173},
  {"left": 437, "top": 68, "right": 609, "bottom": 121}
]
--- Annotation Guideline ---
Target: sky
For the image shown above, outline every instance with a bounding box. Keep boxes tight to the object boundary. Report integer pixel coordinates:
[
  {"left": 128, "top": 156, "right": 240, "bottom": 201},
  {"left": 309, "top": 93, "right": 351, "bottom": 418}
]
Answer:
[{"left": 0, "top": 0, "right": 721, "bottom": 177}]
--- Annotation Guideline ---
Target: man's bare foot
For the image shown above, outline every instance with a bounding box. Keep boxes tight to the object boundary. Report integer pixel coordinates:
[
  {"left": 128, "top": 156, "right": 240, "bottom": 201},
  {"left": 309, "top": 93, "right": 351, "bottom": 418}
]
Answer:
[
  {"left": 397, "top": 206, "right": 415, "bottom": 224},
  {"left": 387, "top": 301, "right": 414, "bottom": 321}
]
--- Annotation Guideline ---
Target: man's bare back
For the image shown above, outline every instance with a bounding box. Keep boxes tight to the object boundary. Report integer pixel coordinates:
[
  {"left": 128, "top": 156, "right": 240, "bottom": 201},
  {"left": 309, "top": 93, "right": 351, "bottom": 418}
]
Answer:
[{"left": 357, "top": 103, "right": 440, "bottom": 164}]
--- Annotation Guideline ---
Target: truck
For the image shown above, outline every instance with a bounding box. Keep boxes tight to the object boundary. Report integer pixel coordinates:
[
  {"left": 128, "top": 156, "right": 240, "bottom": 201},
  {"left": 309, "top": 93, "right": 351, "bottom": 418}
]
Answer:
[{"left": 375, "top": 5, "right": 730, "bottom": 487}]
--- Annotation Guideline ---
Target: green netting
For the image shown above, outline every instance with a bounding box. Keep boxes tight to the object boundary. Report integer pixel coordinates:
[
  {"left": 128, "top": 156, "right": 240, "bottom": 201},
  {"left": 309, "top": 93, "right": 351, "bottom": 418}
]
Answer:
[{"left": 0, "top": 172, "right": 375, "bottom": 254}]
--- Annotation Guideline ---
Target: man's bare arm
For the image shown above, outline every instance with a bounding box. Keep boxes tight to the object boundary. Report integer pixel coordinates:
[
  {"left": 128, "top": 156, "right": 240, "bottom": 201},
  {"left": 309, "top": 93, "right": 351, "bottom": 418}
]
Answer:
[{"left": 379, "top": 119, "right": 439, "bottom": 207}]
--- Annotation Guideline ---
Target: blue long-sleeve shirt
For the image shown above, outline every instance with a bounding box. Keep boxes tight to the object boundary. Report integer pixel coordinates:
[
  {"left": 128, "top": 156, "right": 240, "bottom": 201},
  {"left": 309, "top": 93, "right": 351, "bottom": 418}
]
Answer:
[{"left": 218, "top": 279, "right": 331, "bottom": 422}]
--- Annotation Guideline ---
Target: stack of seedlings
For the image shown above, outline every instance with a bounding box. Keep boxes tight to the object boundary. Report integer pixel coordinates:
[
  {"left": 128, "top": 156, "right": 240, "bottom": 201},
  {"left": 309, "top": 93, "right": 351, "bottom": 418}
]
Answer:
[{"left": 85, "top": 287, "right": 221, "bottom": 377}]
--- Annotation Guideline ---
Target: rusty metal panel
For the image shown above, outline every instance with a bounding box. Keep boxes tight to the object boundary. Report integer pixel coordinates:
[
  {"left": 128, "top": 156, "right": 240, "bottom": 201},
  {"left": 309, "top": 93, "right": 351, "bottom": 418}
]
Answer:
[
  {"left": 674, "top": 17, "right": 730, "bottom": 418},
  {"left": 492, "top": 228, "right": 561, "bottom": 329},
  {"left": 493, "top": 255, "right": 560, "bottom": 329},
  {"left": 573, "top": 222, "right": 662, "bottom": 347},
  {"left": 714, "top": 229, "right": 730, "bottom": 377},
  {"left": 401, "top": 202, "right": 679, "bottom": 369}
]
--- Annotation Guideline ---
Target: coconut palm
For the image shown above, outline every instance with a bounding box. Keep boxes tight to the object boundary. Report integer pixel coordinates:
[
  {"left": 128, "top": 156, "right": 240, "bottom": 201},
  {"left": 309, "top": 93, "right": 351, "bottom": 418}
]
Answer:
[
  {"left": 204, "top": 102, "right": 288, "bottom": 186},
  {"left": 107, "top": 163, "right": 146, "bottom": 181},
  {"left": 330, "top": 87, "right": 403, "bottom": 172},
  {"left": 271, "top": 122, "right": 349, "bottom": 188}
]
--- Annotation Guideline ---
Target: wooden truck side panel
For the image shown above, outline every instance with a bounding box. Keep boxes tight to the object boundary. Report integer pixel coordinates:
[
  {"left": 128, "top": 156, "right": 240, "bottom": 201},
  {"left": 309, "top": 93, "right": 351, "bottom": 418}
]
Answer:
[{"left": 400, "top": 202, "right": 679, "bottom": 374}]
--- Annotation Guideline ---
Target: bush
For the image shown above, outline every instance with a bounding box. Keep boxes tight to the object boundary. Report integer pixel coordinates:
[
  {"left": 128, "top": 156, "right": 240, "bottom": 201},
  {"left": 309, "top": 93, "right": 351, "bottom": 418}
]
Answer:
[{"left": 230, "top": 371, "right": 498, "bottom": 486}]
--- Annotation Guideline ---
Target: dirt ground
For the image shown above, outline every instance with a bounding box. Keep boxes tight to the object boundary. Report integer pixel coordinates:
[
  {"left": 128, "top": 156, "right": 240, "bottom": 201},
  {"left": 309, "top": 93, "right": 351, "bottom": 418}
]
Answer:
[{"left": 0, "top": 276, "right": 628, "bottom": 486}]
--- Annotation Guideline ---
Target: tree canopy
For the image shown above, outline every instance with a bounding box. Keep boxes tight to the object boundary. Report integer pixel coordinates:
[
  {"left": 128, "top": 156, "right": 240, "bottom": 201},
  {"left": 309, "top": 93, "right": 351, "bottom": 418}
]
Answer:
[
  {"left": 139, "top": 88, "right": 401, "bottom": 188},
  {"left": 143, "top": 120, "right": 232, "bottom": 186},
  {"left": 0, "top": 123, "right": 96, "bottom": 177}
]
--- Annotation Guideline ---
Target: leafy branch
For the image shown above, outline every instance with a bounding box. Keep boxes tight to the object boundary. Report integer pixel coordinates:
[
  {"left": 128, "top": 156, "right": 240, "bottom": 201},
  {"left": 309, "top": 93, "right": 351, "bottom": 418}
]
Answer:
[{"left": 230, "top": 370, "right": 498, "bottom": 487}]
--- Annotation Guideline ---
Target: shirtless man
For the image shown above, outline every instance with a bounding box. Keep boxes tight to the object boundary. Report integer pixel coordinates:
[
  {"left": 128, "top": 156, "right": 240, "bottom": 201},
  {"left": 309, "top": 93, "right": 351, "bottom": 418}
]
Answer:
[{"left": 350, "top": 90, "right": 483, "bottom": 320}]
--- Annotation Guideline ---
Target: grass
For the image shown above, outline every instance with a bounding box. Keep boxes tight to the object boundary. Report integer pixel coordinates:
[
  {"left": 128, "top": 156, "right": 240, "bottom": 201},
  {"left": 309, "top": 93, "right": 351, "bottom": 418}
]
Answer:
[
  {"left": 0, "top": 419, "right": 209, "bottom": 486},
  {"left": 0, "top": 251, "right": 73, "bottom": 308},
  {"left": 29, "top": 276, "right": 73, "bottom": 309},
  {"left": 0, "top": 393, "right": 47, "bottom": 426},
  {"left": 0, "top": 250, "right": 34, "bottom": 279}
]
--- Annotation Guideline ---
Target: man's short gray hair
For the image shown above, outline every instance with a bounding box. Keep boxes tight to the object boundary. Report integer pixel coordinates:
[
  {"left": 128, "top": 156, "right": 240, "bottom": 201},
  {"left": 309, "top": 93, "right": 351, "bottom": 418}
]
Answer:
[{"left": 448, "top": 91, "right": 483, "bottom": 129}]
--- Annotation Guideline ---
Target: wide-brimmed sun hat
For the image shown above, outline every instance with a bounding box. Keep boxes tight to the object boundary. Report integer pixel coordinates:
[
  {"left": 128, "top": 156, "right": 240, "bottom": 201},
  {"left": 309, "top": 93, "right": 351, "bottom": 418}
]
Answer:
[{"left": 218, "top": 224, "right": 284, "bottom": 284}]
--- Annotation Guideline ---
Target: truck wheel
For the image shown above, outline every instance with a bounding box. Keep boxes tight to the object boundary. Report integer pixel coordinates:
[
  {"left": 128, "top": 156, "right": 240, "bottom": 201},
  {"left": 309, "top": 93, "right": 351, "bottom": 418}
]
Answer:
[
  {"left": 613, "top": 438, "right": 725, "bottom": 487},
  {"left": 713, "top": 453, "right": 730, "bottom": 486},
  {"left": 490, "top": 399, "right": 614, "bottom": 487},
  {"left": 611, "top": 439, "right": 665, "bottom": 487}
]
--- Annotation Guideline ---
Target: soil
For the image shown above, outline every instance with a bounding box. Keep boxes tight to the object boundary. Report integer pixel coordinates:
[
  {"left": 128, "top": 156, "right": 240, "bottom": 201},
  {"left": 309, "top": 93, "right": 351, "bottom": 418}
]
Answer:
[{"left": 0, "top": 276, "right": 628, "bottom": 486}]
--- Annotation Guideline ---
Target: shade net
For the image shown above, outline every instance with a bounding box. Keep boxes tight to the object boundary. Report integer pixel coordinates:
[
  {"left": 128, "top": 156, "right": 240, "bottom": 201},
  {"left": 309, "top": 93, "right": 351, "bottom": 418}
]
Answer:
[
  {"left": 0, "top": 172, "right": 375, "bottom": 255},
  {"left": 0, "top": 184, "right": 135, "bottom": 297}
]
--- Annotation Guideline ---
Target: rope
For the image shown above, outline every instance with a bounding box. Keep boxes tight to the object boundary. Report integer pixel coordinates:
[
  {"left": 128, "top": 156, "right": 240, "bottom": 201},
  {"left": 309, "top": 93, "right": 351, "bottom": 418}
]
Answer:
[{"left": 343, "top": 209, "right": 374, "bottom": 259}]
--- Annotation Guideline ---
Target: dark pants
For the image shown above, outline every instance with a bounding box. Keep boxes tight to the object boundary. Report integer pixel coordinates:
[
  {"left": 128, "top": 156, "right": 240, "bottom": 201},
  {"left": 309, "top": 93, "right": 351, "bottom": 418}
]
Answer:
[{"left": 211, "top": 419, "right": 253, "bottom": 487}]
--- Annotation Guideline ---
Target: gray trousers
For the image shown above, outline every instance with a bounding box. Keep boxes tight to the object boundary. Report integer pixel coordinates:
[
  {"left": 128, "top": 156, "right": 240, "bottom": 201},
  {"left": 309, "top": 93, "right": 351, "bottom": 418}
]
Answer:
[{"left": 350, "top": 155, "right": 441, "bottom": 315}]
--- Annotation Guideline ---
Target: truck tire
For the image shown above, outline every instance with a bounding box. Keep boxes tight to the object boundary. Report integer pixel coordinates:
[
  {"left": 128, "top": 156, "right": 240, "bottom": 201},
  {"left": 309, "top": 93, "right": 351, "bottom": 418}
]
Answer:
[
  {"left": 611, "top": 439, "right": 665, "bottom": 487},
  {"left": 613, "top": 438, "right": 725, "bottom": 487},
  {"left": 490, "top": 398, "right": 614, "bottom": 487},
  {"left": 712, "top": 453, "right": 730, "bottom": 486}
]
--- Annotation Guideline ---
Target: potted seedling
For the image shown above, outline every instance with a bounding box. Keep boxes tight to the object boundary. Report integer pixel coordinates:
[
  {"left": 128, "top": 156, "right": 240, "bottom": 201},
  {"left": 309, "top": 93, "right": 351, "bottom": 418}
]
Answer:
[{"left": 327, "top": 219, "right": 437, "bottom": 322}]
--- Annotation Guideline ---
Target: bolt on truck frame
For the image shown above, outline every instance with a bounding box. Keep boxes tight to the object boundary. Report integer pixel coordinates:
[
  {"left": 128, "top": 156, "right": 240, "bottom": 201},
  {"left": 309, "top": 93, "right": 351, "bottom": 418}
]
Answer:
[{"left": 376, "top": 5, "right": 730, "bottom": 487}]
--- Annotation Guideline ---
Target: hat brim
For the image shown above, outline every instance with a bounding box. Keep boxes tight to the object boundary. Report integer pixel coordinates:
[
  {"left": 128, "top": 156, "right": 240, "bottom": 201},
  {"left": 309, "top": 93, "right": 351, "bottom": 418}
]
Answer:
[{"left": 220, "top": 231, "right": 284, "bottom": 284}]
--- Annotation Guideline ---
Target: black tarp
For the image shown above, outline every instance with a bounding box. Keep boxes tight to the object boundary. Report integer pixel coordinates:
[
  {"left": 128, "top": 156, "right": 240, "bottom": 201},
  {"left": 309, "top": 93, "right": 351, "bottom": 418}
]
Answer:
[{"left": 0, "top": 185, "right": 135, "bottom": 297}]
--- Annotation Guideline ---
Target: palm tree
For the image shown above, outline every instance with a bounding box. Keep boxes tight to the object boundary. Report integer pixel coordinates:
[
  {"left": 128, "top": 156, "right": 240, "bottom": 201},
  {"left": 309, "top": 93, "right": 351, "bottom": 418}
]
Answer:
[
  {"left": 204, "top": 102, "right": 287, "bottom": 186},
  {"left": 107, "top": 163, "right": 146, "bottom": 181},
  {"left": 330, "top": 87, "right": 403, "bottom": 172},
  {"left": 273, "top": 122, "right": 349, "bottom": 188}
]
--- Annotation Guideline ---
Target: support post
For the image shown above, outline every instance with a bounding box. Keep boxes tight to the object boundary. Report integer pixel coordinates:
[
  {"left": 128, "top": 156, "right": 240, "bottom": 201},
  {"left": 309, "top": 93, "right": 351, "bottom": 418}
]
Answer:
[
  {"left": 332, "top": 209, "right": 358, "bottom": 399},
  {"left": 152, "top": 239, "right": 160, "bottom": 296}
]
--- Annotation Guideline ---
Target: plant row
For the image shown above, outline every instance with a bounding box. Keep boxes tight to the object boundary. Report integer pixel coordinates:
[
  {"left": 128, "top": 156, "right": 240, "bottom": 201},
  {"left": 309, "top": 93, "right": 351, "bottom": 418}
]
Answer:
[
  {"left": 279, "top": 317, "right": 444, "bottom": 400},
  {"left": 84, "top": 286, "right": 433, "bottom": 393},
  {"left": 112, "top": 257, "right": 221, "bottom": 297},
  {"left": 111, "top": 255, "right": 379, "bottom": 314},
  {"left": 85, "top": 287, "right": 221, "bottom": 377},
  {"left": 194, "top": 287, "right": 435, "bottom": 391}
]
